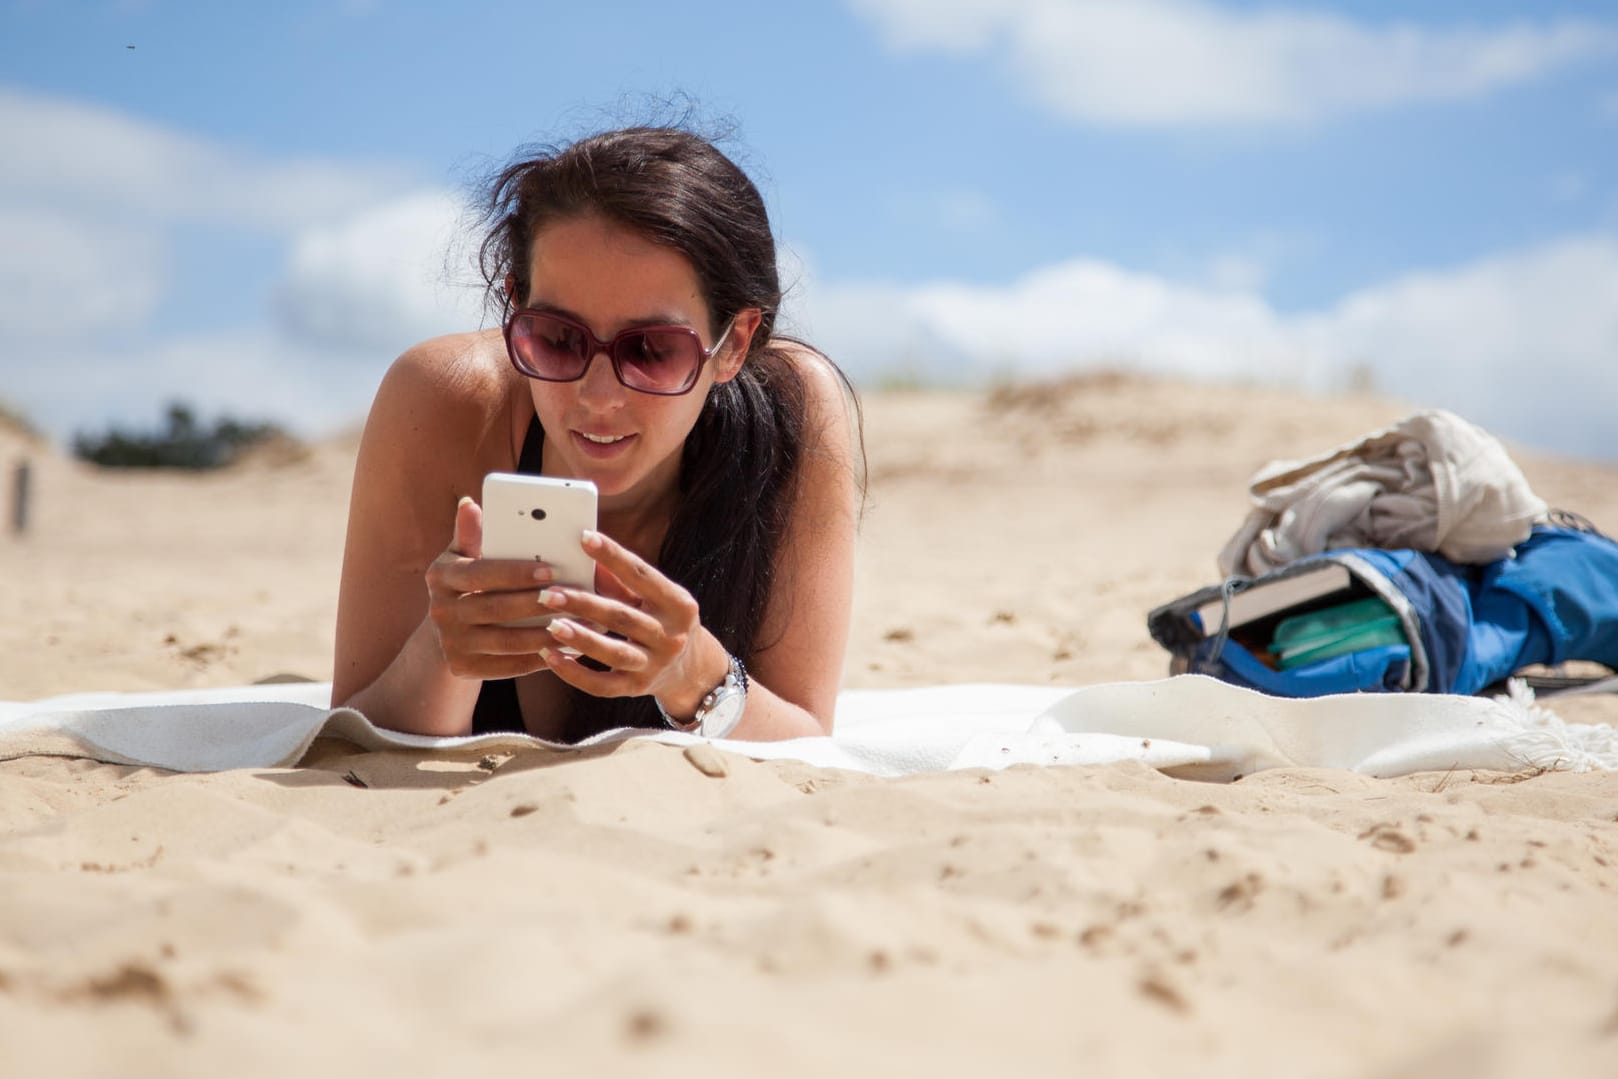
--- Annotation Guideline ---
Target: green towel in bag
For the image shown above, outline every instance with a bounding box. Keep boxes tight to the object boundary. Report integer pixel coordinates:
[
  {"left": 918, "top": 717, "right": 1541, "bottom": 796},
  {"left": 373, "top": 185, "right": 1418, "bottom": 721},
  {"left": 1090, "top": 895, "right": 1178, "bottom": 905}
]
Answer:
[{"left": 1270, "top": 596, "right": 1407, "bottom": 671}]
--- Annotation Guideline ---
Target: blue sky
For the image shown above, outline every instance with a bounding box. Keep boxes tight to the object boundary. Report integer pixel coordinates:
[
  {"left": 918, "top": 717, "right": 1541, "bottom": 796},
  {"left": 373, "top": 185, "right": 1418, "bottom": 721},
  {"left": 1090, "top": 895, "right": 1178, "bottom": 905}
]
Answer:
[{"left": 2, "top": 0, "right": 1616, "bottom": 459}]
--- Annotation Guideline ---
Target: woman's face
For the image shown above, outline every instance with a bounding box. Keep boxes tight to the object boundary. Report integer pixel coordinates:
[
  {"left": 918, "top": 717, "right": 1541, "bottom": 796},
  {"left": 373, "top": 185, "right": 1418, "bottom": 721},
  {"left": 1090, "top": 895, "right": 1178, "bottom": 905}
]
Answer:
[{"left": 519, "top": 213, "right": 750, "bottom": 505}]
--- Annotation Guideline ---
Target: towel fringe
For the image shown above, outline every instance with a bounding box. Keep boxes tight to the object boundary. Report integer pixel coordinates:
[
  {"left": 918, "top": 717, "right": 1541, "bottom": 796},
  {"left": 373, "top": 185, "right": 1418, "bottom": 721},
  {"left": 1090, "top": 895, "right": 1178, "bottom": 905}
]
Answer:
[{"left": 1492, "top": 679, "right": 1618, "bottom": 772}]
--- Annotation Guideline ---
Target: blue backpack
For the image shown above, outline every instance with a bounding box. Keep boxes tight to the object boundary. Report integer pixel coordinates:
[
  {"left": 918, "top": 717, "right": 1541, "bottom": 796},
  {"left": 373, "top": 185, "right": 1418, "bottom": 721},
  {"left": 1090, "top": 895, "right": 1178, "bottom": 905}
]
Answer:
[{"left": 1147, "top": 523, "right": 1618, "bottom": 698}]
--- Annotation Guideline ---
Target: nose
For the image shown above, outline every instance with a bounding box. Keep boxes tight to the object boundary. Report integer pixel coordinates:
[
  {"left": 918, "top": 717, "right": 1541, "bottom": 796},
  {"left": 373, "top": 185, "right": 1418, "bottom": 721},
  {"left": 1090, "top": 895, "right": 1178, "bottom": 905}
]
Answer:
[{"left": 574, "top": 347, "right": 625, "bottom": 409}]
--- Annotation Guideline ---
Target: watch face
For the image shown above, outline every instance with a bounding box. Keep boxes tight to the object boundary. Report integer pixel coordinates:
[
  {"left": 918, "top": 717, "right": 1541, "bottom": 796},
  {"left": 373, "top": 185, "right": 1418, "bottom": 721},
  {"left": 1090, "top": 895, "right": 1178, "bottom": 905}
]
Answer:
[{"left": 699, "top": 689, "right": 746, "bottom": 739}]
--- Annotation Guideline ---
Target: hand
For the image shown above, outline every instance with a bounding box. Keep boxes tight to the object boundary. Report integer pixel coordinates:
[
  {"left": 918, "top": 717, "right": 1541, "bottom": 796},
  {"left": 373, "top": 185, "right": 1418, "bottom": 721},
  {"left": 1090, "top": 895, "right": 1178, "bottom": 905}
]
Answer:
[
  {"left": 422, "top": 497, "right": 560, "bottom": 680},
  {"left": 535, "top": 529, "right": 718, "bottom": 712}
]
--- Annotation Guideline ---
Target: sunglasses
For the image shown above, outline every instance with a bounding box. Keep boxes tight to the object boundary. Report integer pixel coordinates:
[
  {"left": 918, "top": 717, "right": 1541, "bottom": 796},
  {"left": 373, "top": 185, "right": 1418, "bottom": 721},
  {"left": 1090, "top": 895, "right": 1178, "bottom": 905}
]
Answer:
[{"left": 503, "top": 309, "right": 738, "bottom": 396}]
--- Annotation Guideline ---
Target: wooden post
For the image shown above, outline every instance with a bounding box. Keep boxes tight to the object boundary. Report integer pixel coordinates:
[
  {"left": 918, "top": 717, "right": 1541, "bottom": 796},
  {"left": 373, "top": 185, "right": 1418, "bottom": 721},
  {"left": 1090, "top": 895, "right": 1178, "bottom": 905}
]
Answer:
[{"left": 11, "top": 459, "right": 29, "bottom": 536}]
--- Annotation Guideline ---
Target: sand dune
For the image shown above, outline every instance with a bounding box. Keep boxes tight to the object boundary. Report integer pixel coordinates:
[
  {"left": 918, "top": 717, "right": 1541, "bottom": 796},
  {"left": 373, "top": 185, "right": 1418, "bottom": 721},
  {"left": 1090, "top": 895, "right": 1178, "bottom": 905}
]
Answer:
[{"left": 2, "top": 376, "right": 1616, "bottom": 1076}]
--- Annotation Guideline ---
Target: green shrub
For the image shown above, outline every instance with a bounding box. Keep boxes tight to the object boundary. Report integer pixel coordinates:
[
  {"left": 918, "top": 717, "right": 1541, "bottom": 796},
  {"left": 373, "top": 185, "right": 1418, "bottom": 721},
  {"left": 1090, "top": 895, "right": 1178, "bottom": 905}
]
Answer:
[{"left": 72, "top": 402, "right": 288, "bottom": 470}]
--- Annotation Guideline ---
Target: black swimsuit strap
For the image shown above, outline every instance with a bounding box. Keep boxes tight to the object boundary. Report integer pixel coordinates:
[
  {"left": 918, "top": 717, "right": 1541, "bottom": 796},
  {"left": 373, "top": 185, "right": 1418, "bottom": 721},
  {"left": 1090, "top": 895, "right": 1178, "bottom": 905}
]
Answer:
[{"left": 518, "top": 414, "right": 544, "bottom": 474}]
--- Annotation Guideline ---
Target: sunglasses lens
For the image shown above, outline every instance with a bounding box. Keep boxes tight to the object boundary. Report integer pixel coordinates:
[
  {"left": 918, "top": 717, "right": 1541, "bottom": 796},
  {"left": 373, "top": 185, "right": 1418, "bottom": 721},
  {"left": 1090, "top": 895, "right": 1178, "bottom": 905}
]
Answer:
[
  {"left": 614, "top": 330, "right": 702, "bottom": 393},
  {"left": 507, "top": 313, "right": 711, "bottom": 393},
  {"left": 509, "top": 314, "right": 589, "bottom": 379}
]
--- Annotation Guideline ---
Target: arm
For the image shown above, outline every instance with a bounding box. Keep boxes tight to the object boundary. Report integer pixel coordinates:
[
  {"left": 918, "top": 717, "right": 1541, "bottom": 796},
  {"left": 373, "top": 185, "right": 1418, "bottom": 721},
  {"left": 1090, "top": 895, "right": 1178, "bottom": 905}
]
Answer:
[
  {"left": 726, "top": 346, "right": 860, "bottom": 736},
  {"left": 331, "top": 335, "right": 554, "bottom": 735},
  {"left": 536, "top": 346, "right": 860, "bottom": 739}
]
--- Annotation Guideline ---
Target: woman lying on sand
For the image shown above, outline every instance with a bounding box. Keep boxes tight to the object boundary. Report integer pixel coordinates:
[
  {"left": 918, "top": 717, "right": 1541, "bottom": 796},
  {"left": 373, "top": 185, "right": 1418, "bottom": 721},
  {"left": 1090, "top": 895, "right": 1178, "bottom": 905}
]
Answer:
[{"left": 331, "top": 128, "right": 861, "bottom": 742}]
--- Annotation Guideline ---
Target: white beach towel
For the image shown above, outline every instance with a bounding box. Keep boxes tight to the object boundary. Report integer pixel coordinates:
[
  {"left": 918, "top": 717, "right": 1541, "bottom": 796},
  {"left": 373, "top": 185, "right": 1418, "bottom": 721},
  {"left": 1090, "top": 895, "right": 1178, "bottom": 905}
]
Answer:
[{"left": 2, "top": 676, "right": 1613, "bottom": 781}]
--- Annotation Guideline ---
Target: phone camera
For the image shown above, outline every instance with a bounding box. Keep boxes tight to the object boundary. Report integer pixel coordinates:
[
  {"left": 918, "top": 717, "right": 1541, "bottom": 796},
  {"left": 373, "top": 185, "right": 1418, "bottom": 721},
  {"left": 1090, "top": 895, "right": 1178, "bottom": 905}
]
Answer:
[{"left": 529, "top": 508, "right": 547, "bottom": 521}]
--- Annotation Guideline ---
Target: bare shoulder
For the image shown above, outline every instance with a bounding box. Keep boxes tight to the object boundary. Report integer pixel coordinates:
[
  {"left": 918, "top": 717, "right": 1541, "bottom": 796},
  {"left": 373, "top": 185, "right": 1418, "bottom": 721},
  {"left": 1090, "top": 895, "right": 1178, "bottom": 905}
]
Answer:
[
  {"left": 348, "top": 328, "right": 527, "bottom": 547},
  {"left": 772, "top": 338, "right": 850, "bottom": 403},
  {"left": 769, "top": 338, "right": 859, "bottom": 454},
  {"left": 376, "top": 329, "right": 512, "bottom": 421},
  {"left": 363, "top": 330, "right": 519, "bottom": 468}
]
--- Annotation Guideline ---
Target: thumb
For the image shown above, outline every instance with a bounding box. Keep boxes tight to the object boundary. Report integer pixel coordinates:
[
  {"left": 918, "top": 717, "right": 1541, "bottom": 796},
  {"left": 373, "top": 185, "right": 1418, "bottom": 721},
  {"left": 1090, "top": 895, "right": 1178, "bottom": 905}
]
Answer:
[{"left": 451, "top": 496, "right": 483, "bottom": 558}]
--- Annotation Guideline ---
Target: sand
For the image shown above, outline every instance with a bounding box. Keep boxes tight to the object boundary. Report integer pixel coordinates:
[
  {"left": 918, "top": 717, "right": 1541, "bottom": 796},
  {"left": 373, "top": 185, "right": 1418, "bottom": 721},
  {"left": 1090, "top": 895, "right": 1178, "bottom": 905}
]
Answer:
[{"left": 2, "top": 375, "right": 1617, "bottom": 1076}]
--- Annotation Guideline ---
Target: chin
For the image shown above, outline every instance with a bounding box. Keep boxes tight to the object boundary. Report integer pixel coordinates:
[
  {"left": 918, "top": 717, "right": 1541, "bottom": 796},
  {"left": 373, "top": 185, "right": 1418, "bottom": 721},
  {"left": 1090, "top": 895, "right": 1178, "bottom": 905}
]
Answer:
[
  {"left": 569, "top": 460, "right": 646, "bottom": 499},
  {"left": 560, "top": 438, "right": 680, "bottom": 505},
  {"left": 586, "top": 474, "right": 636, "bottom": 498}
]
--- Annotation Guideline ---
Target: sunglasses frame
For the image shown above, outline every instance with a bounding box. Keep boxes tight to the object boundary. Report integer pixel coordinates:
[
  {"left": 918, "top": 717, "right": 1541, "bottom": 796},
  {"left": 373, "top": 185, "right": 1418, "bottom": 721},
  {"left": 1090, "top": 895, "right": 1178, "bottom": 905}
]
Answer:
[{"left": 502, "top": 309, "right": 738, "bottom": 396}]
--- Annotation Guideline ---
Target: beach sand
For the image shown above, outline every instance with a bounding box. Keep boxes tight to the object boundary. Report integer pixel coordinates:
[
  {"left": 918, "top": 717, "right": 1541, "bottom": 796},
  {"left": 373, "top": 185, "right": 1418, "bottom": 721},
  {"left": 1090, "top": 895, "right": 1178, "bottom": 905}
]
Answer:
[{"left": 2, "top": 376, "right": 1616, "bottom": 1076}]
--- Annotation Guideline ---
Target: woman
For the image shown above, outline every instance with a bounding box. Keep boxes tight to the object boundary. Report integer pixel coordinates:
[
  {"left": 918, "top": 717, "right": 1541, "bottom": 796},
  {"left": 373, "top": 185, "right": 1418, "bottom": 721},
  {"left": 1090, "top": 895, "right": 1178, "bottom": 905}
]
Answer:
[{"left": 331, "top": 127, "right": 860, "bottom": 742}]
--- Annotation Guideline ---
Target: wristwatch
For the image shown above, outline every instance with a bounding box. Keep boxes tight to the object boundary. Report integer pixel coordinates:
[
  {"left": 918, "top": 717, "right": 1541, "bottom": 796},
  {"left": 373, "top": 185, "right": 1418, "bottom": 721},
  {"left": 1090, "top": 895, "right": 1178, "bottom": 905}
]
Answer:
[{"left": 656, "top": 653, "right": 748, "bottom": 739}]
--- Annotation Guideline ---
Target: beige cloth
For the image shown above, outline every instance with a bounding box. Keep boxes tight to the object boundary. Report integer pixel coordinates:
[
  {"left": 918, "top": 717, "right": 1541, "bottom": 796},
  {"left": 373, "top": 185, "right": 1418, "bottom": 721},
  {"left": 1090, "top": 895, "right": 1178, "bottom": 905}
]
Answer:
[{"left": 1218, "top": 410, "right": 1546, "bottom": 577}]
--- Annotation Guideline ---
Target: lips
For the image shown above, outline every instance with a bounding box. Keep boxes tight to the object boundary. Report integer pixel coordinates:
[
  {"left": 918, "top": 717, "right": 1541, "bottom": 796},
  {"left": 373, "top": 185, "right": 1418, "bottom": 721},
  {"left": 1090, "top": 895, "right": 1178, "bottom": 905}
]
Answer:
[{"left": 570, "top": 429, "right": 637, "bottom": 458}]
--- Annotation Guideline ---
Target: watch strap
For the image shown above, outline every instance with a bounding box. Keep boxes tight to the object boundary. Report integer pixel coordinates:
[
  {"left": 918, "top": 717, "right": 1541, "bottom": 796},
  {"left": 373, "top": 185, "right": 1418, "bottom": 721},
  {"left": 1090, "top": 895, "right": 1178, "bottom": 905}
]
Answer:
[{"left": 655, "top": 653, "right": 747, "bottom": 735}]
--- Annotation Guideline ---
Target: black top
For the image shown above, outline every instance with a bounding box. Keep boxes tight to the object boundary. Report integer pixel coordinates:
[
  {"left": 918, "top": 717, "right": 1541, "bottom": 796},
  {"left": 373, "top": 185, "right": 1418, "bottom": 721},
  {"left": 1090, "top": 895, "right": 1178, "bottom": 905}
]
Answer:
[{"left": 469, "top": 416, "right": 546, "bottom": 734}]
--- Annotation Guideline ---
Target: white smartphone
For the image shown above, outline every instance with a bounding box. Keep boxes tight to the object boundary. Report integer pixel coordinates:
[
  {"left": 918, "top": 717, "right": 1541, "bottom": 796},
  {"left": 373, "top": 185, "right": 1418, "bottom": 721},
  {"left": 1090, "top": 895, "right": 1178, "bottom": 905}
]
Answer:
[{"left": 480, "top": 472, "right": 598, "bottom": 628}]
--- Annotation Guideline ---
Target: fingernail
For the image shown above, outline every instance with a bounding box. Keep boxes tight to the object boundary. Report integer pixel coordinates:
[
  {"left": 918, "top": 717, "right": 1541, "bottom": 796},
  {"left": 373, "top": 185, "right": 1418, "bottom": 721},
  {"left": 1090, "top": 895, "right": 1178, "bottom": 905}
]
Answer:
[
  {"left": 547, "top": 618, "right": 575, "bottom": 640},
  {"left": 538, "top": 647, "right": 554, "bottom": 664},
  {"left": 457, "top": 496, "right": 473, "bottom": 509},
  {"left": 581, "top": 529, "right": 602, "bottom": 550},
  {"left": 538, "top": 588, "right": 564, "bottom": 608}
]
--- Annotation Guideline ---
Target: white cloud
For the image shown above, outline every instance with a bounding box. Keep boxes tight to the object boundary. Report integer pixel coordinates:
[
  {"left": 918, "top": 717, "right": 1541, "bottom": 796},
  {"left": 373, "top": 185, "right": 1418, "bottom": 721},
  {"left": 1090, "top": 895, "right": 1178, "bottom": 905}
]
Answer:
[
  {"left": 1142, "top": 231, "right": 1321, "bottom": 296},
  {"left": 849, "top": 0, "right": 1618, "bottom": 127},
  {"left": 9, "top": 330, "right": 389, "bottom": 444},
  {"left": 907, "top": 259, "right": 1305, "bottom": 379},
  {"left": 11, "top": 232, "right": 1617, "bottom": 463},
  {"left": 0, "top": 207, "right": 166, "bottom": 337},
  {"left": 1299, "top": 236, "right": 1618, "bottom": 455},
  {"left": 790, "top": 245, "right": 1308, "bottom": 385},
  {"left": 1204, "top": 253, "right": 1269, "bottom": 294},
  {"left": 5, "top": 189, "right": 491, "bottom": 441},
  {"left": 0, "top": 88, "right": 441, "bottom": 440},
  {"left": 274, "top": 189, "right": 489, "bottom": 353},
  {"left": 0, "top": 87, "right": 408, "bottom": 229},
  {"left": 792, "top": 233, "right": 1618, "bottom": 459}
]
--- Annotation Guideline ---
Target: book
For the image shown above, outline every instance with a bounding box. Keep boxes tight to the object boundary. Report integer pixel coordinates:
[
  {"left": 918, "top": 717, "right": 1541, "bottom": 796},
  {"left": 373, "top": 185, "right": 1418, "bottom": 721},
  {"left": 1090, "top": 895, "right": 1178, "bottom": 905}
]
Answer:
[{"left": 1193, "top": 562, "right": 1353, "bottom": 636}]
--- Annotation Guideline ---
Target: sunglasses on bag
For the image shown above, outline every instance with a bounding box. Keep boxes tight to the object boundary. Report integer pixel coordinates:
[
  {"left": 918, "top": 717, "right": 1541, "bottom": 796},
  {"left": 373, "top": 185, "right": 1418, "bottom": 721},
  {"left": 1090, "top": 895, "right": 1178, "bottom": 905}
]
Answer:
[{"left": 503, "top": 309, "right": 739, "bottom": 396}]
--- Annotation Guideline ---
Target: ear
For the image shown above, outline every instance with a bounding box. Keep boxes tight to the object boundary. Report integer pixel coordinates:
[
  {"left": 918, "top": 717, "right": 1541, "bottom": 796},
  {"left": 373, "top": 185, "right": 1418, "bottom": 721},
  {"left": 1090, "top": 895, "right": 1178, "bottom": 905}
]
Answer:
[
  {"left": 711, "top": 308, "right": 764, "bottom": 384},
  {"left": 503, "top": 273, "right": 519, "bottom": 311}
]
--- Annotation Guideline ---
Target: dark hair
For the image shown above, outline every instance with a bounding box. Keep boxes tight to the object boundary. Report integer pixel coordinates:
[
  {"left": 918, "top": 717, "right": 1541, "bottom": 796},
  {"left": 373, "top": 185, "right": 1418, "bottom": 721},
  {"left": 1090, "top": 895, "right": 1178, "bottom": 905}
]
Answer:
[{"left": 478, "top": 127, "right": 857, "bottom": 741}]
